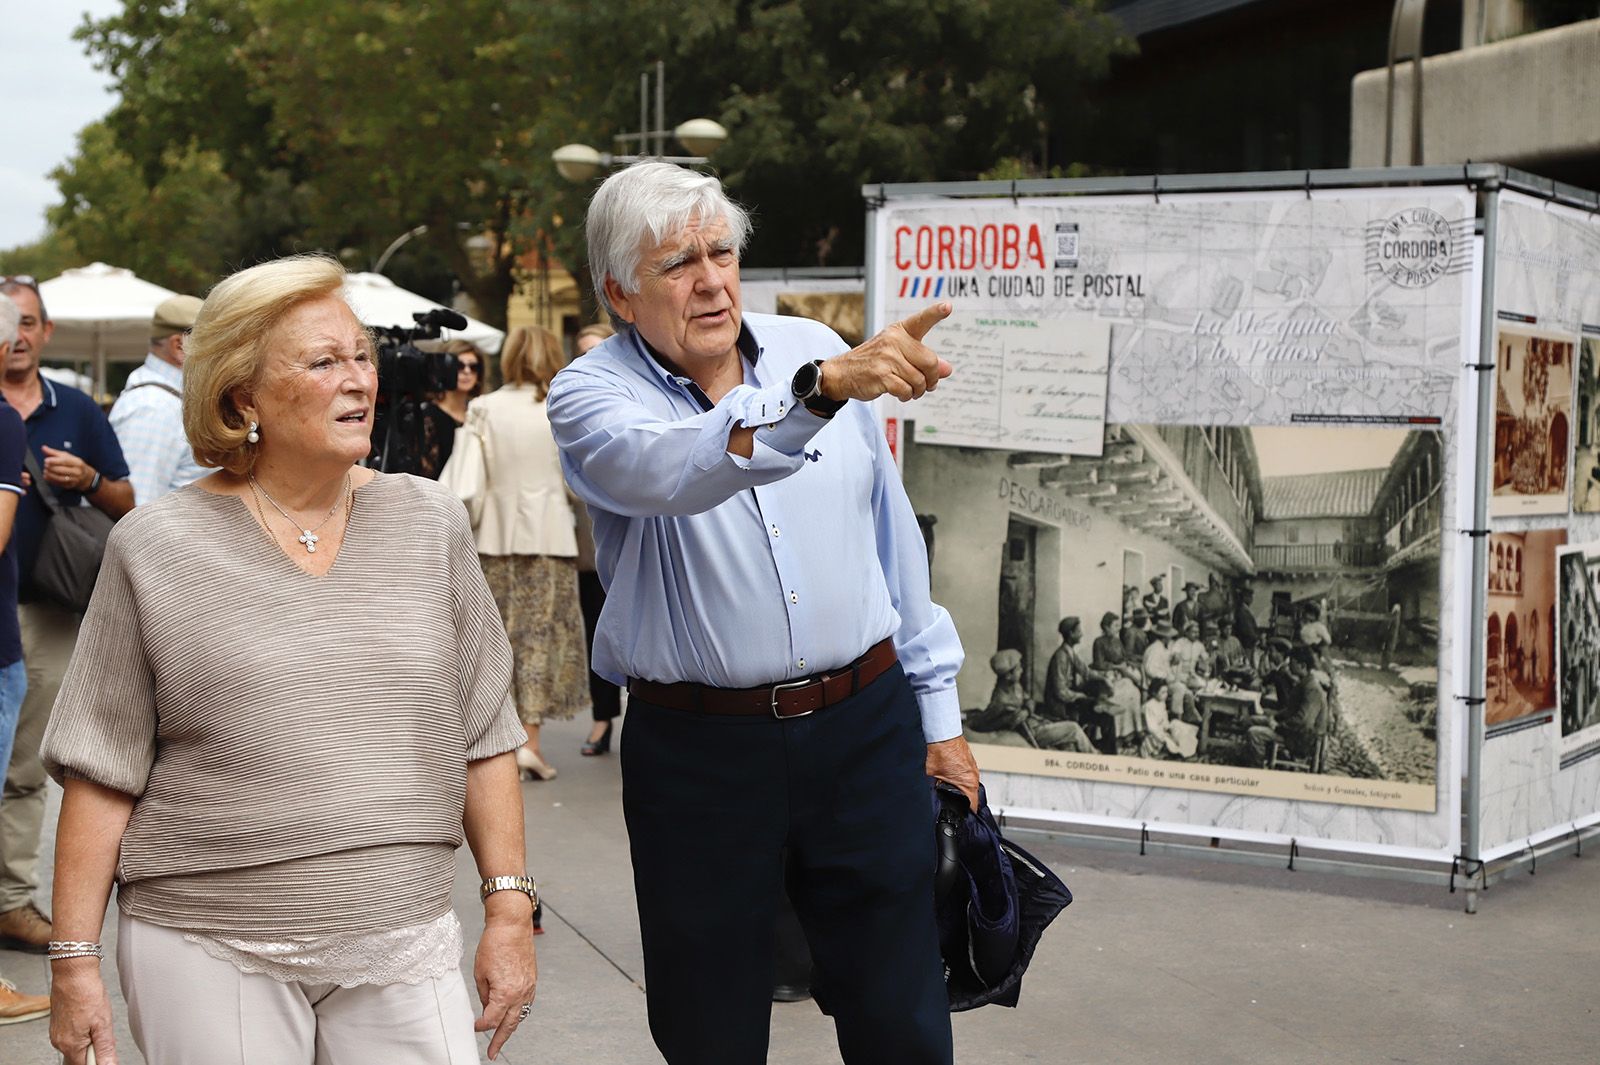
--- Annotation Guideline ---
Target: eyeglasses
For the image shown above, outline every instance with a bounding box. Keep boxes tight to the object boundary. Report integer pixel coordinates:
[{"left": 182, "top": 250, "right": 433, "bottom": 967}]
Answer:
[
  {"left": 458, "top": 363, "right": 481, "bottom": 374},
  {"left": 0, "top": 275, "right": 39, "bottom": 293}
]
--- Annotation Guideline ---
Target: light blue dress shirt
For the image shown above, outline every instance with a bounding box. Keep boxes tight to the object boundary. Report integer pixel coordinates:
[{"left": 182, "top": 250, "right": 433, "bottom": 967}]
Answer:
[
  {"left": 109, "top": 354, "right": 208, "bottom": 505},
  {"left": 547, "top": 311, "right": 964, "bottom": 742}
]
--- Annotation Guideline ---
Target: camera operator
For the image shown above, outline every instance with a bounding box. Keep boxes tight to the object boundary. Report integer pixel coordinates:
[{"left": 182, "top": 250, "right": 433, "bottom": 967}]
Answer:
[{"left": 368, "top": 310, "right": 468, "bottom": 477}]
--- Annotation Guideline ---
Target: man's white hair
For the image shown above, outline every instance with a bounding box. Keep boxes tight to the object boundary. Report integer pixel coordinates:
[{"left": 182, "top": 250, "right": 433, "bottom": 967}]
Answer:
[
  {"left": 0, "top": 294, "right": 18, "bottom": 348},
  {"left": 586, "top": 161, "right": 751, "bottom": 318}
]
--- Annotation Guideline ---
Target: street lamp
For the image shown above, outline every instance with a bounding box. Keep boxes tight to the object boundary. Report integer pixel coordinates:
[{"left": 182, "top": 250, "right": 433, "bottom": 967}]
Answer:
[{"left": 552, "top": 61, "right": 728, "bottom": 182}]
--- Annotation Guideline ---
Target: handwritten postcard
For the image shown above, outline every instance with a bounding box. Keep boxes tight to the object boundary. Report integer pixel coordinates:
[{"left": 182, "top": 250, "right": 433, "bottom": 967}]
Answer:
[{"left": 913, "top": 313, "right": 1111, "bottom": 456}]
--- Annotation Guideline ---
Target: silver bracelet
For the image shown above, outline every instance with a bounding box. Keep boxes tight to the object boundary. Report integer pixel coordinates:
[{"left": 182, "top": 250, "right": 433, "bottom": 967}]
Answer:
[{"left": 46, "top": 940, "right": 104, "bottom": 960}]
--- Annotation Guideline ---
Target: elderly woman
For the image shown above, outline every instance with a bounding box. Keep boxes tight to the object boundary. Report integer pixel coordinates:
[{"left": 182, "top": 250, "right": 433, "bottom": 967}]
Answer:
[
  {"left": 447, "top": 326, "right": 589, "bottom": 780},
  {"left": 40, "top": 256, "right": 538, "bottom": 1065}
]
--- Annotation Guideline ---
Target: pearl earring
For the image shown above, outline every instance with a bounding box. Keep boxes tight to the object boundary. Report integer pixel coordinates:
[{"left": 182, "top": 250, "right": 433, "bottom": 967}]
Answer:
[{"left": 246, "top": 421, "right": 260, "bottom": 444}]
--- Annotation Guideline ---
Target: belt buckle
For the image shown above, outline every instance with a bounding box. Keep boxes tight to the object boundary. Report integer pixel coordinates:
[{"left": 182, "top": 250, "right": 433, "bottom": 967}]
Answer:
[{"left": 770, "top": 678, "right": 814, "bottom": 719}]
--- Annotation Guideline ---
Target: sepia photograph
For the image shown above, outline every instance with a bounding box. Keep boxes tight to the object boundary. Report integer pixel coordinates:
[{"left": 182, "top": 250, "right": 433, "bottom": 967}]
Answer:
[
  {"left": 1557, "top": 540, "right": 1600, "bottom": 757},
  {"left": 1487, "top": 530, "right": 1564, "bottom": 727},
  {"left": 902, "top": 420, "right": 1442, "bottom": 810},
  {"left": 1491, "top": 326, "right": 1573, "bottom": 517},
  {"left": 1571, "top": 335, "right": 1600, "bottom": 512}
]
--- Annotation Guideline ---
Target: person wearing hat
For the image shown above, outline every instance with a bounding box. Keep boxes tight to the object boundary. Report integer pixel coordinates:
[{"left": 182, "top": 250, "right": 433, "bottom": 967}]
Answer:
[
  {"left": 110, "top": 294, "right": 209, "bottom": 506},
  {"left": 1142, "top": 621, "right": 1196, "bottom": 724},
  {"left": 1171, "top": 579, "right": 1204, "bottom": 634},
  {"left": 1121, "top": 606, "right": 1151, "bottom": 660},
  {"left": 1141, "top": 575, "right": 1169, "bottom": 626},
  {"left": 1233, "top": 585, "right": 1260, "bottom": 654},
  {"left": 0, "top": 276, "right": 132, "bottom": 955},
  {"left": 967, "top": 649, "right": 1094, "bottom": 752}
]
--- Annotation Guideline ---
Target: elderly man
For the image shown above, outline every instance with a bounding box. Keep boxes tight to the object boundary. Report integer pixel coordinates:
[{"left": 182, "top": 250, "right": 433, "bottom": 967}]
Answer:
[
  {"left": 109, "top": 293, "right": 207, "bottom": 504},
  {"left": 0, "top": 277, "right": 132, "bottom": 953},
  {"left": 548, "top": 162, "right": 974, "bottom": 1065}
]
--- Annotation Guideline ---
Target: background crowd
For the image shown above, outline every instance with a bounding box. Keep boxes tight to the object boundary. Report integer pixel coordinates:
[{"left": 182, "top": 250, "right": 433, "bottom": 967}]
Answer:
[{"left": 965, "top": 572, "right": 1340, "bottom": 773}]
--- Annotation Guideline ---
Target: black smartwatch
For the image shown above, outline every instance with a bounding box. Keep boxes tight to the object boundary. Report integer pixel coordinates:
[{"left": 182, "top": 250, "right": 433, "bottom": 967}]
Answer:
[{"left": 791, "top": 360, "right": 846, "bottom": 418}]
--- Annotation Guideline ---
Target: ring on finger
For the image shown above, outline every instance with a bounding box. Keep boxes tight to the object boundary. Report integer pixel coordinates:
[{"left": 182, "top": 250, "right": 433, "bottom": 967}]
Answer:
[{"left": 518, "top": 1002, "right": 532, "bottom": 1020}]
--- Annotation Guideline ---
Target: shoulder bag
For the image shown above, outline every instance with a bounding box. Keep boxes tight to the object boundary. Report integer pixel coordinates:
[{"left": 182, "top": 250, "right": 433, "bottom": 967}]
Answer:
[{"left": 22, "top": 448, "right": 115, "bottom": 614}]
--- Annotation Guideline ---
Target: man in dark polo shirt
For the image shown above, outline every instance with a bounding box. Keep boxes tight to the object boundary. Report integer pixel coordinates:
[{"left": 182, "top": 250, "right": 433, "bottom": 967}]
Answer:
[{"left": 0, "top": 277, "right": 132, "bottom": 952}]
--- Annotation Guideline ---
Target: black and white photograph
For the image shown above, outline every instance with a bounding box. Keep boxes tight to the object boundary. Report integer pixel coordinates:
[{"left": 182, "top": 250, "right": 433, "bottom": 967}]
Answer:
[
  {"left": 1557, "top": 540, "right": 1600, "bottom": 757},
  {"left": 1491, "top": 325, "right": 1573, "bottom": 517},
  {"left": 1571, "top": 334, "right": 1600, "bottom": 512},
  {"left": 903, "top": 420, "right": 1442, "bottom": 811},
  {"left": 1487, "top": 530, "right": 1564, "bottom": 728}
]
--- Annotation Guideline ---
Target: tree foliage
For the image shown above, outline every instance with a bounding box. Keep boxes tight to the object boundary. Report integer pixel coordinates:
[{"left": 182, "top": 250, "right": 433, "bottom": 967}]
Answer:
[{"left": 19, "top": 0, "right": 1127, "bottom": 323}]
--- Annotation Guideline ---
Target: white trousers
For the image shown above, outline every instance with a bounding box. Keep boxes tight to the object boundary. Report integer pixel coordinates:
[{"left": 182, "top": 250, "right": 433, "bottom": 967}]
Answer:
[{"left": 117, "top": 913, "right": 480, "bottom": 1065}]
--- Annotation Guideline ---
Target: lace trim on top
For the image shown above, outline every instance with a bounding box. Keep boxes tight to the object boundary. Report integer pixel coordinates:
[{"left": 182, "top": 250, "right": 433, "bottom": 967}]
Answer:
[{"left": 183, "top": 910, "right": 463, "bottom": 988}]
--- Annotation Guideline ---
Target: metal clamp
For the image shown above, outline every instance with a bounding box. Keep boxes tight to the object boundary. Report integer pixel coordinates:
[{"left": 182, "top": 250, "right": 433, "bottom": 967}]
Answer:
[{"left": 771, "top": 678, "right": 815, "bottom": 719}]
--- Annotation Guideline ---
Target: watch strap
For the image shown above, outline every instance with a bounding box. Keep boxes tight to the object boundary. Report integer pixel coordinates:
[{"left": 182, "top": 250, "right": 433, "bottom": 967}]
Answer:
[{"left": 480, "top": 874, "right": 539, "bottom": 908}]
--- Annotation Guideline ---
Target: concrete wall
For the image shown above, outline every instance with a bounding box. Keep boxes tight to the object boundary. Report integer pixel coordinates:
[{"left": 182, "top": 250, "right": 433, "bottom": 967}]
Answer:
[{"left": 1351, "top": 18, "right": 1600, "bottom": 168}]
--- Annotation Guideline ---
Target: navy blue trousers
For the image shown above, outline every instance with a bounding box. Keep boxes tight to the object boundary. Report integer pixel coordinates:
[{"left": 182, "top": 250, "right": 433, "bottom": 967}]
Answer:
[{"left": 621, "top": 664, "right": 954, "bottom": 1065}]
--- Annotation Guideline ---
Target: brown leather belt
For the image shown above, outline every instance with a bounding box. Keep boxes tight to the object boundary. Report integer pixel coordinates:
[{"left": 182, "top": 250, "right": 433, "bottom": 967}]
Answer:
[{"left": 628, "top": 638, "right": 897, "bottom": 719}]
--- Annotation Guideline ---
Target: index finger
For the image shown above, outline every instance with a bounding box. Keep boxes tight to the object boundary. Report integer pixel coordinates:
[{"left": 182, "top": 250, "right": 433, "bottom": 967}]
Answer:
[
  {"left": 898, "top": 302, "right": 951, "bottom": 342},
  {"left": 485, "top": 1001, "right": 523, "bottom": 1060}
]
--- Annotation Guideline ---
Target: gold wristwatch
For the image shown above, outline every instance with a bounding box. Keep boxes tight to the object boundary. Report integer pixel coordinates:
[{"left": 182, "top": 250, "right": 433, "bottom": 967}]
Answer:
[{"left": 479, "top": 874, "right": 539, "bottom": 909}]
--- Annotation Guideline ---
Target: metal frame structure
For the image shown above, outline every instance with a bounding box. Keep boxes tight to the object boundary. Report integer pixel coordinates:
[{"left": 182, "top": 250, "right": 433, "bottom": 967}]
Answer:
[{"left": 861, "top": 164, "right": 1600, "bottom": 910}]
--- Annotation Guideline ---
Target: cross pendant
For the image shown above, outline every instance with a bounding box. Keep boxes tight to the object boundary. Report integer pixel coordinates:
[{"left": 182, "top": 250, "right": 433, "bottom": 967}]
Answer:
[{"left": 298, "top": 529, "right": 319, "bottom": 553}]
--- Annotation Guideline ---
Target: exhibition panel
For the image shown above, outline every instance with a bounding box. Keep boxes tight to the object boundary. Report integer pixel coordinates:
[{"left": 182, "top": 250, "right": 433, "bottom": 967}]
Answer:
[{"left": 862, "top": 167, "right": 1600, "bottom": 881}]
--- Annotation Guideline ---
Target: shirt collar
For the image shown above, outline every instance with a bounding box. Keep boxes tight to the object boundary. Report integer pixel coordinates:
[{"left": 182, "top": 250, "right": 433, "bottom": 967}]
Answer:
[
  {"left": 141, "top": 352, "right": 185, "bottom": 388},
  {"left": 36, "top": 374, "right": 57, "bottom": 411},
  {"left": 626, "top": 320, "right": 767, "bottom": 410}
]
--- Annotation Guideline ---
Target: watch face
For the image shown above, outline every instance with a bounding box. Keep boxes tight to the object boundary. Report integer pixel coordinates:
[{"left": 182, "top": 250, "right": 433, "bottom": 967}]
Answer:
[{"left": 792, "top": 361, "right": 821, "bottom": 400}]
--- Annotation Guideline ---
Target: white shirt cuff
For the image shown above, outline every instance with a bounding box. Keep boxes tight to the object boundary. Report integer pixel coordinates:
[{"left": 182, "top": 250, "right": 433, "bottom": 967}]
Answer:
[{"left": 917, "top": 687, "right": 964, "bottom": 743}]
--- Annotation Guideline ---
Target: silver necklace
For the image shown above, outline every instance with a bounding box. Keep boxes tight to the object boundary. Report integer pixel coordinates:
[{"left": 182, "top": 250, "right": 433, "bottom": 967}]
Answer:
[{"left": 249, "top": 473, "right": 351, "bottom": 553}]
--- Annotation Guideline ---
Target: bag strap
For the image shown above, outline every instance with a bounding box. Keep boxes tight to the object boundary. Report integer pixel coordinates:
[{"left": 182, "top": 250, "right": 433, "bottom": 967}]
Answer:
[
  {"left": 20, "top": 447, "right": 66, "bottom": 517},
  {"left": 123, "top": 381, "right": 183, "bottom": 400}
]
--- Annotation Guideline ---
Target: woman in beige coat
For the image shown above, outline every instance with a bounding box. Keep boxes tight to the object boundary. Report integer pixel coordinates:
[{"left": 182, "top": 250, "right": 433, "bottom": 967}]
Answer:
[{"left": 446, "top": 327, "right": 589, "bottom": 781}]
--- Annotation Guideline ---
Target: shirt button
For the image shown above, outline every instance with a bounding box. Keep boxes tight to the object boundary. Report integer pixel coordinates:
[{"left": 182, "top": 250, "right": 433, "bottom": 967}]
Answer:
[
  {"left": 798, "top": 658, "right": 806, "bottom": 670},
  {"left": 789, "top": 591, "right": 798, "bottom": 604},
  {"left": 770, "top": 524, "right": 780, "bottom": 537}
]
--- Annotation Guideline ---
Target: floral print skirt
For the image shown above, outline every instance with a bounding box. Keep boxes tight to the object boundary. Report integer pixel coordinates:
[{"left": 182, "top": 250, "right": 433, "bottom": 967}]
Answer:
[{"left": 479, "top": 554, "right": 590, "bottom": 726}]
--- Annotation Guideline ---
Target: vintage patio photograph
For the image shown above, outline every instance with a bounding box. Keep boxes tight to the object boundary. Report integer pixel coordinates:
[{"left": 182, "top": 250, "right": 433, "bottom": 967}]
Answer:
[
  {"left": 1491, "top": 325, "right": 1573, "bottom": 517},
  {"left": 902, "top": 420, "right": 1443, "bottom": 811},
  {"left": 1487, "top": 530, "right": 1564, "bottom": 728}
]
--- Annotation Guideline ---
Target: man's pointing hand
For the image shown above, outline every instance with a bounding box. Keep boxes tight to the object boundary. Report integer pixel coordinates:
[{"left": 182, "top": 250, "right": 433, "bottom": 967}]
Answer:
[{"left": 818, "top": 302, "right": 954, "bottom": 404}]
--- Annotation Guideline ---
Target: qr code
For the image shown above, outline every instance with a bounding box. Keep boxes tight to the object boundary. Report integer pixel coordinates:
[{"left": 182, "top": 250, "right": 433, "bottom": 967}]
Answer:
[{"left": 1054, "top": 223, "right": 1079, "bottom": 268}]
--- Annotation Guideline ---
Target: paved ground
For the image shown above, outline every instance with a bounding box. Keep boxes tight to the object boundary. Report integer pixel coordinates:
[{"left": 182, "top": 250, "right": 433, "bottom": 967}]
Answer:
[{"left": 3, "top": 712, "right": 1598, "bottom": 1064}]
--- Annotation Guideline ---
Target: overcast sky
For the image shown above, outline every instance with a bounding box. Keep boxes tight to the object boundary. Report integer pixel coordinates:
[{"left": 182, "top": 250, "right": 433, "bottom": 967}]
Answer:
[{"left": 0, "top": 0, "right": 124, "bottom": 250}]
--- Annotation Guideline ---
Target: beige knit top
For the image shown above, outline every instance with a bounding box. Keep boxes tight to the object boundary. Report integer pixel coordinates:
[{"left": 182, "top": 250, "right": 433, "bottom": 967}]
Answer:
[{"left": 40, "top": 472, "right": 526, "bottom": 937}]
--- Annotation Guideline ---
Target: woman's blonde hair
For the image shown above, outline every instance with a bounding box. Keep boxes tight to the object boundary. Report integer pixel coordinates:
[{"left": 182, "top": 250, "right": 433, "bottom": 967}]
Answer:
[
  {"left": 184, "top": 254, "right": 348, "bottom": 474},
  {"left": 575, "top": 322, "right": 615, "bottom": 345},
  {"left": 500, "top": 326, "right": 567, "bottom": 400}
]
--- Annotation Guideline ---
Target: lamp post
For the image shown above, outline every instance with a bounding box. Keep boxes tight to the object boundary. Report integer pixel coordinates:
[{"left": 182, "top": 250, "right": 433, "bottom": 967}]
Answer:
[
  {"left": 372, "top": 221, "right": 476, "bottom": 275},
  {"left": 552, "top": 61, "right": 727, "bottom": 182}
]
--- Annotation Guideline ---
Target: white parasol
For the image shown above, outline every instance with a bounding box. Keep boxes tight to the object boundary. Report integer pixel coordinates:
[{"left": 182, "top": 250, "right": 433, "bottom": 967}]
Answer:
[{"left": 37, "top": 263, "right": 181, "bottom": 398}]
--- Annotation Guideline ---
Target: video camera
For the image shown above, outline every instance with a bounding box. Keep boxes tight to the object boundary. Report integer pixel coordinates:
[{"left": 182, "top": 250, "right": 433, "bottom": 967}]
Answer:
[{"left": 369, "top": 307, "right": 470, "bottom": 474}]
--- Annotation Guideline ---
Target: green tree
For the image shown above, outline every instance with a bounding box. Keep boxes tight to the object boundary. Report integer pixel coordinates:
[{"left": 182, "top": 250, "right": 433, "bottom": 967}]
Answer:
[
  {"left": 47, "top": 122, "right": 247, "bottom": 294},
  {"left": 0, "top": 234, "right": 89, "bottom": 283},
  {"left": 62, "top": 0, "right": 1127, "bottom": 322}
]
